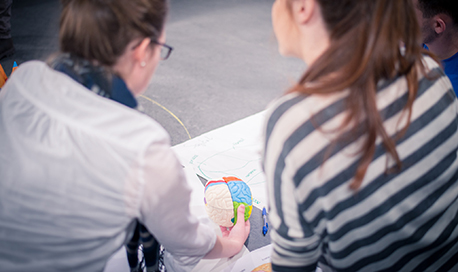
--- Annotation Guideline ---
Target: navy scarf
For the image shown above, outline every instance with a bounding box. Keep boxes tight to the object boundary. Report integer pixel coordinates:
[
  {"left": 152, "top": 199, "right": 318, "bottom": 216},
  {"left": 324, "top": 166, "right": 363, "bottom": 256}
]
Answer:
[{"left": 49, "top": 53, "right": 138, "bottom": 109}]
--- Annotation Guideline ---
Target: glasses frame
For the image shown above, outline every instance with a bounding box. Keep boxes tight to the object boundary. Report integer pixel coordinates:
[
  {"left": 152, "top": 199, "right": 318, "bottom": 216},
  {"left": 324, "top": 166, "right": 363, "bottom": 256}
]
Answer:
[
  {"left": 132, "top": 38, "right": 173, "bottom": 61},
  {"left": 152, "top": 40, "right": 173, "bottom": 60}
]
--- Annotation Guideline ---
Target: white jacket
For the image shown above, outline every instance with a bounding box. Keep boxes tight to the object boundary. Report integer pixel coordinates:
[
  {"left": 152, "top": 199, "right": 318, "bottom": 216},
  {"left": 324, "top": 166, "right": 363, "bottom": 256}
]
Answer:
[{"left": 0, "top": 61, "right": 215, "bottom": 271}]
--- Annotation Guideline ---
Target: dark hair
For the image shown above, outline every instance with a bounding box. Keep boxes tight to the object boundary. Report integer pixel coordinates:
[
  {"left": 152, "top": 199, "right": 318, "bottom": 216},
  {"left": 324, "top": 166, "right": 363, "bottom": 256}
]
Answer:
[
  {"left": 59, "top": 0, "right": 168, "bottom": 66},
  {"left": 288, "top": 0, "right": 436, "bottom": 190},
  {"left": 417, "top": 0, "right": 458, "bottom": 27}
]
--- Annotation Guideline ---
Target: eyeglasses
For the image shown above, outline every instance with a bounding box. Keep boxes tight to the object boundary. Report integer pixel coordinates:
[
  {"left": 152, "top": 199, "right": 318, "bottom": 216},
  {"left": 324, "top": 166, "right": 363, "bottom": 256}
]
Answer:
[
  {"left": 152, "top": 40, "right": 173, "bottom": 60},
  {"left": 132, "top": 39, "right": 173, "bottom": 60}
]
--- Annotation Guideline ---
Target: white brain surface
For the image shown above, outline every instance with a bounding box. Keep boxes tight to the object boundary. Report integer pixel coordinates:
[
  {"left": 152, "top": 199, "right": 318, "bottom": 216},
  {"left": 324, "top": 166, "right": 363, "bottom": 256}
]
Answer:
[{"left": 205, "top": 183, "right": 234, "bottom": 227}]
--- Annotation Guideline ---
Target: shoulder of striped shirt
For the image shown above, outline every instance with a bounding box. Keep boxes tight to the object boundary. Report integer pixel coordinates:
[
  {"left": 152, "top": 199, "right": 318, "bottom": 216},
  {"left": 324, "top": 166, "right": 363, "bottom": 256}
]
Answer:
[
  {"left": 266, "top": 54, "right": 443, "bottom": 124},
  {"left": 265, "top": 88, "right": 349, "bottom": 135}
]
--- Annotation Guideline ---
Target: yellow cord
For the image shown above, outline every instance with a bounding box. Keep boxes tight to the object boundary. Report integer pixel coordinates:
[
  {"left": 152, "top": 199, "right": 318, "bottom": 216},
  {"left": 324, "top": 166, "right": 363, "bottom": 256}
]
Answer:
[{"left": 139, "top": 95, "right": 192, "bottom": 139}]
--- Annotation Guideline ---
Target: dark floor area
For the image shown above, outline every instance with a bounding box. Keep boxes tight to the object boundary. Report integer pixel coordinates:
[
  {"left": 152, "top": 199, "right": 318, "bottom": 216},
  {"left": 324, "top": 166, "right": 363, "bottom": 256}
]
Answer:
[{"left": 3, "top": 0, "right": 305, "bottom": 145}]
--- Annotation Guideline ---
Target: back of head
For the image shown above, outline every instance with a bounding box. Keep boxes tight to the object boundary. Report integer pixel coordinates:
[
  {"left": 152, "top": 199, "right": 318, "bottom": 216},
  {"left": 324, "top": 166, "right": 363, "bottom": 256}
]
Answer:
[
  {"left": 417, "top": 0, "right": 458, "bottom": 27},
  {"left": 294, "top": 0, "right": 432, "bottom": 190},
  {"left": 301, "top": 0, "right": 424, "bottom": 86},
  {"left": 59, "top": 0, "right": 168, "bottom": 67}
]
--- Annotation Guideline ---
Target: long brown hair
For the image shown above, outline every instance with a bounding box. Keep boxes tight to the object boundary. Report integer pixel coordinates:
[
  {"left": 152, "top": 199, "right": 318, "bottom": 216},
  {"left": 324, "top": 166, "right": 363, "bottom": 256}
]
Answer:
[
  {"left": 289, "top": 0, "right": 435, "bottom": 190},
  {"left": 59, "top": 0, "right": 168, "bottom": 67}
]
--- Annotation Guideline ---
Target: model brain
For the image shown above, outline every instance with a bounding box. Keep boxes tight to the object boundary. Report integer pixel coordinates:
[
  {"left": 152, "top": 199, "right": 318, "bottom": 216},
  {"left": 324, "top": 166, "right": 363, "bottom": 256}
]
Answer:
[{"left": 204, "top": 177, "right": 253, "bottom": 227}]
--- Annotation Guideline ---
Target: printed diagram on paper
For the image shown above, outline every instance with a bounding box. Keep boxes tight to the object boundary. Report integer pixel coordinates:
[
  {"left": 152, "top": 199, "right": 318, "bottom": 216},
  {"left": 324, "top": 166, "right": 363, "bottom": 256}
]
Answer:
[
  {"left": 173, "top": 111, "right": 267, "bottom": 208},
  {"left": 224, "top": 244, "right": 272, "bottom": 272},
  {"left": 193, "top": 140, "right": 263, "bottom": 185}
]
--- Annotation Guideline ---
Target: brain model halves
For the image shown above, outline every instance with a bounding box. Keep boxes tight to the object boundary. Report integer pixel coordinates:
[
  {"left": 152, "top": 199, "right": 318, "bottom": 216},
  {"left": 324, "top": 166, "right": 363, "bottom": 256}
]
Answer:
[{"left": 204, "top": 176, "right": 253, "bottom": 227}]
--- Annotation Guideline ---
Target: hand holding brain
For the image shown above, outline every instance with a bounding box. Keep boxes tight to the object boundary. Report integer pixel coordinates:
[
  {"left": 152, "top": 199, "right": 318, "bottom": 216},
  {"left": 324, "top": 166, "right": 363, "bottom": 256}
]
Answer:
[{"left": 204, "top": 177, "right": 253, "bottom": 227}]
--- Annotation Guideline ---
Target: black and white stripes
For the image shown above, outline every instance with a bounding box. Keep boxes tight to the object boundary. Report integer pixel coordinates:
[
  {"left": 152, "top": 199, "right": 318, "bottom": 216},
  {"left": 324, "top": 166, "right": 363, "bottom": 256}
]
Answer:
[{"left": 263, "top": 56, "right": 458, "bottom": 272}]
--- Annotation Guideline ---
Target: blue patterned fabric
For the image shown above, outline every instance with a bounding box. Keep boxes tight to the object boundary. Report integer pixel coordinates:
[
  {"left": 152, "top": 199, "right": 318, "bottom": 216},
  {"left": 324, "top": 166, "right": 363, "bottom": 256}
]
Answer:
[{"left": 50, "top": 53, "right": 138, "bottom": 109}]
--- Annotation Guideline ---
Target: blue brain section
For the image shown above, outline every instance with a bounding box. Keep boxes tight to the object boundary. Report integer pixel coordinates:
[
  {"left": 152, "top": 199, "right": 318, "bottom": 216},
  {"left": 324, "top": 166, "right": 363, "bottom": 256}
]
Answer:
[{"left": 228, "top": 180, "right": 252, "bottom": 205}]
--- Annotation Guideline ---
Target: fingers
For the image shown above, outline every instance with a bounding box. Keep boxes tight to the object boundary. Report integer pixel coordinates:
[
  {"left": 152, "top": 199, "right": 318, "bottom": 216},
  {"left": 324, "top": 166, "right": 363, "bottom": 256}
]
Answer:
[
  {"left": 220, "top": 205, "right": 248, "bottom": 240},
  {"left": 220, "top": 226, "right": 229, "bottom": 237},
  {"left": 244, "top": 218, "right": 251, "bottom": 235},
  {"left": 233, "top": 205, "right": 250, "bottom": 242},
  {"left": 236, "top": 205, "right": 245, "bottom": 225}
]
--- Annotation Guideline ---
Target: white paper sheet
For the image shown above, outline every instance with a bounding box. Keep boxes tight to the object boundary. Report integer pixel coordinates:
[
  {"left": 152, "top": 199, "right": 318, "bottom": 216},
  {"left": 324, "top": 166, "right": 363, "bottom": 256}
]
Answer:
[
  {"left": 224, "top": 244, "right": 272, "bottom": 272},
  {"left": 172, "top": 111, "right": 267, "bottom": 209},
  {"left": 223, "top": 244, "right": 323, "bottom": 272},
  {"left": 191, "top": 245, "right": 250, "bottom": 272}
]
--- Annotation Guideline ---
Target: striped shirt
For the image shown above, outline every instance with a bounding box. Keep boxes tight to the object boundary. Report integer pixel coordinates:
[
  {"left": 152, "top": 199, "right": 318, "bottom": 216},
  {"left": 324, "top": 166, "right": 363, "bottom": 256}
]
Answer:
[{"left": 263, "top": 56, "right": 458, "bottom": 272}]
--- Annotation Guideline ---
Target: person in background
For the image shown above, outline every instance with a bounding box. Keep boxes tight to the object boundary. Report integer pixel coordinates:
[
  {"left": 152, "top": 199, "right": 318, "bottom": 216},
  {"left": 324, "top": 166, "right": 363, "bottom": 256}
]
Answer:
[
  {"left": 0, "top": 0, "right": 249, "bottom": 271},
  {"left": 413, "top": 0, "right": 458, "bottom": 95},
  {"left": 0, "top": 0, "right": 14, "bottom": 60},
  {"left": 263, "top": 0, "right": 458, "bottom": 271}
]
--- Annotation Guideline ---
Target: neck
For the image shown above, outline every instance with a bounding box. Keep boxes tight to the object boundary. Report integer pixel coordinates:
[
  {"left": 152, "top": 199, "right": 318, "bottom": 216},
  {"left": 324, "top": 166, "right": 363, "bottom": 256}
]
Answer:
[
  {"left": 426, "top": 29, "right": 458, "bottom": 60},
  {"left": 298, "top": 17, "right": 330, "bottom": 66},
  {"left": 299, "top": 32, "right": 330, "bottom": 65}
]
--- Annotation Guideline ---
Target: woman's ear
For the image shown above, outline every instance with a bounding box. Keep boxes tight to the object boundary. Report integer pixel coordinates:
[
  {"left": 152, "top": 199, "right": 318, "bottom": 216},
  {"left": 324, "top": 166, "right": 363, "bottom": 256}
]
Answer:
[
  {"left": 132, "top": 37, "right": 152, "bottom": 65},
  {"left": 292, "top": 0, "right": 316, "bottom": 25}
]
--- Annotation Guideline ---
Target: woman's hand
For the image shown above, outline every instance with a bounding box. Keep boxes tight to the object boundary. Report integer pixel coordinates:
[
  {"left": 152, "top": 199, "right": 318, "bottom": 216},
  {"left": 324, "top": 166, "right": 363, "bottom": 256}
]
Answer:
[
  {"left": 220, "top": 205, "right": 251, "bottom": 244},
  {"left": 204, "top": 205, "right": 251, "bottom": 259}
]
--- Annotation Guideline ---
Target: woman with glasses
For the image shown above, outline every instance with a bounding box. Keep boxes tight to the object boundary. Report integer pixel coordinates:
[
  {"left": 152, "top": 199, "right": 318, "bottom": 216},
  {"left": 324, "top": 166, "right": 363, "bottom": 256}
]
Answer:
[
  {"left": 264, "top": 0, "right": 458, "bottom": 271},
  {"left": 0, "top": 0, "right": 249, "bottom": 271}
]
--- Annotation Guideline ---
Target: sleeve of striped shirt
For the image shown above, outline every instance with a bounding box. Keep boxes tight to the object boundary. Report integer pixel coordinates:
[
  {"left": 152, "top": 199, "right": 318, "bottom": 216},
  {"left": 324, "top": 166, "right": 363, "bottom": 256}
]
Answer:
[
  {"left": 270, "top": 212, "right": 322, "bottom": 272},
  {"left": 263, "top": 94, "right": 327, "bottom": 272},
  {"left": 269, "top": 154, "right": 323, "bottom": 272}
]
